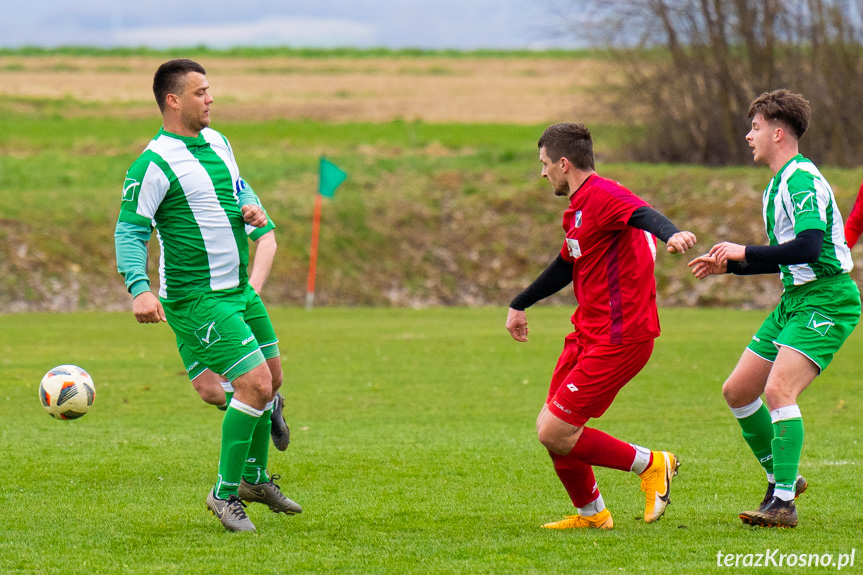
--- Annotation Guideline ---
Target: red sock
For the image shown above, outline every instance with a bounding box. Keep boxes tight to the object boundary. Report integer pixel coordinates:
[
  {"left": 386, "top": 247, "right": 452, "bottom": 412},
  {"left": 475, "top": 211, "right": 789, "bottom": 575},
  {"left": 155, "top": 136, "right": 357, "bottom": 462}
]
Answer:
[
  {"left": 569, "top": 427, "right": 637, "bottom": 472},
  {"left": 549, "top": 450, "right": 600, "bottom": 508}
]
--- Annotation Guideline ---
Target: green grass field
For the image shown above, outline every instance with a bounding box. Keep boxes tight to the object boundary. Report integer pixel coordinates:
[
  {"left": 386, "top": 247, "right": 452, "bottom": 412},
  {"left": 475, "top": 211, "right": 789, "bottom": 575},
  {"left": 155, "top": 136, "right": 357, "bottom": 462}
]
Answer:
[{"left": 2, "top": 307, "right": 861, "bottom": 574}]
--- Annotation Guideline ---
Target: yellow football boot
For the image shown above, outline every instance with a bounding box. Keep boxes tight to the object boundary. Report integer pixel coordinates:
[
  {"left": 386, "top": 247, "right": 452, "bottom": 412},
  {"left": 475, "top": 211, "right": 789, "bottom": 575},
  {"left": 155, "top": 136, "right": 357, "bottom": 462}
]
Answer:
[
  {"left": 541, "top": 508, "right": 614, "bottom": 530},
  {"left": 638, "top": 451, "right": 680, "bottom": 523}
]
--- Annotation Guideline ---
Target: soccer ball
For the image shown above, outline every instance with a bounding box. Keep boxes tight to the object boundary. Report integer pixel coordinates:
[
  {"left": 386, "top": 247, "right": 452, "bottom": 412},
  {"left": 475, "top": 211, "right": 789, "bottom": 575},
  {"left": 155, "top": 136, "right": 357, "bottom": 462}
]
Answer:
[{"left": 39, "top": 365, "right": 95, "bottom": 420}]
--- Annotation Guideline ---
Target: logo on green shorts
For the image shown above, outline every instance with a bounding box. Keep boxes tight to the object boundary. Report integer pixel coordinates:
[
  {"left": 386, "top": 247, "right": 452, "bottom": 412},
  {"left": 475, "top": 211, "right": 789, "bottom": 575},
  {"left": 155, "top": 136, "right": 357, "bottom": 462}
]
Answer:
[
  {"left": 195, "top": 321, "right": 222, "bottom": 349},
  {"left": 807, "top": 312, "right": 834, "bottom": 336}
]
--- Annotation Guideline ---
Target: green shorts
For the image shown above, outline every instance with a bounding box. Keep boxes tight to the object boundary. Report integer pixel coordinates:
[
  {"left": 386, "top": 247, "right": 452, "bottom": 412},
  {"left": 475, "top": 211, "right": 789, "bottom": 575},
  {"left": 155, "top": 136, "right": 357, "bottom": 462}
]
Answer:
[
  {"left": 747, "top": 274, "right": 861, "bottom": 372},
  {"left": 164, "top": 285, "right": 279, "bottom": 382}
]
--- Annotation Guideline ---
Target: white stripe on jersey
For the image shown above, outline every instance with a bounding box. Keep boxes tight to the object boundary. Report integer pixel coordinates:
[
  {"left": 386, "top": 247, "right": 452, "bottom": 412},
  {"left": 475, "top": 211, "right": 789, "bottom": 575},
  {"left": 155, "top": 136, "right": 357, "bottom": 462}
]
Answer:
[
  {"left": 136, "top": 161, "right": 170, "bottom": 220},
  {"left": 156, "top": 228, "right": 167, "bottom": 299},
  {"left": 148, "top": 133, "right": 241, "bottom": 293}
]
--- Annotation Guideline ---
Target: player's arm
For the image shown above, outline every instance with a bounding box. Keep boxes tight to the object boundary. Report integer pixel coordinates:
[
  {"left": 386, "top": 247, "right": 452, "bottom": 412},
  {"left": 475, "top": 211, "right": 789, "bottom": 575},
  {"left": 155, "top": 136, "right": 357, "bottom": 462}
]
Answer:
[
  {"left": 226, "top": 135, "right": 266, "bottom": 228},
  {"left": 506, "top": 254, "right": 574, "bottom": 342},
  {"left": 627, "top": 206, "right": 696, "bottom": 254},
  {"left": 117, "top": 157, "right": 170, "bottom": 323},
  {"left": 244, "top": 189, "right": 277, "bottom": 293},
  {"left": 248, "top": 230, "right": 276, "bottom": 293},
  {"left": 239, "top": 182, "right": 266, "bottom": 227},
  {"left": 710, "top": 172, "right": 827, "bottom": 269},
  {"left": 844, "top": 179, "right": 863, "bottom": 248},
  {"left": 742, "top": 229, "right": 823, "bottom": 264},
  {"left": 114, "top": 221, "right": 165, "bottom": 323},
  {"left": 693, "top": 229, "right": 824, "bottom": 279}
]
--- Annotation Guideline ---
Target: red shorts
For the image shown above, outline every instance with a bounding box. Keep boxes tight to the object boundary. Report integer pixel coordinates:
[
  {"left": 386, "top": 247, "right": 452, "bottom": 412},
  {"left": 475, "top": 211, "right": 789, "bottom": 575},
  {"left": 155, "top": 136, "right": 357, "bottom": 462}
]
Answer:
[{"left": 546, "top": 333, "right": 655, "bottom": 427}]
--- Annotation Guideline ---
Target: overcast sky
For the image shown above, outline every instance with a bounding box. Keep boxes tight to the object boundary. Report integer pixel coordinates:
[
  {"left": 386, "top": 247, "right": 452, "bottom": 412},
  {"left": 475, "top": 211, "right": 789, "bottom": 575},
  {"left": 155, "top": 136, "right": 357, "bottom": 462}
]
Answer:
[{"left": 0, "top": 1, "right": 582, "bottom": 50}]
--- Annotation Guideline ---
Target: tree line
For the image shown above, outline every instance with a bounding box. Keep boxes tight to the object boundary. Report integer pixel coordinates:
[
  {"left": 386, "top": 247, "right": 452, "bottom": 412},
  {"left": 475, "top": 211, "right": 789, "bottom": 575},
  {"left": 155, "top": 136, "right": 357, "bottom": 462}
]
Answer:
[{"left": 567, "top": 0, "right": 863, "bottom": 166}]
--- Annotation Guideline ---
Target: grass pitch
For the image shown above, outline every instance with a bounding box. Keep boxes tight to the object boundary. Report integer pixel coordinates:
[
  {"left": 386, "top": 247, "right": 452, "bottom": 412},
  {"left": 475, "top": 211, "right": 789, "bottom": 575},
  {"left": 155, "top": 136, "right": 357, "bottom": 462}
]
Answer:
[{"left": 2, "top": 306, "right": 862, "bottom": 574}]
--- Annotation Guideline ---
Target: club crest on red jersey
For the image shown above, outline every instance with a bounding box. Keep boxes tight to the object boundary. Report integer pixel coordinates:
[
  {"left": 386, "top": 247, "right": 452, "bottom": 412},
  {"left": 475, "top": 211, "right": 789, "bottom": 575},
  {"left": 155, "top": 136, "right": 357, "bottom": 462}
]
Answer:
[{"left": 575, "top": 210, "right": 583, "bottom": 227}]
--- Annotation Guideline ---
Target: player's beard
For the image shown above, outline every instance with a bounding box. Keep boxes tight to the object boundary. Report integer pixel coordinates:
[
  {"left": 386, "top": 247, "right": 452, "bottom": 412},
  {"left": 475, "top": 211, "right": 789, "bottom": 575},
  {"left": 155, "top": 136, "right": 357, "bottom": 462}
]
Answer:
[
  {"left": 553, "top": 180, "right": 570, "bottom": 197},
  {"left": 182, "top": 108, "right": 209, "bottom": 134}
]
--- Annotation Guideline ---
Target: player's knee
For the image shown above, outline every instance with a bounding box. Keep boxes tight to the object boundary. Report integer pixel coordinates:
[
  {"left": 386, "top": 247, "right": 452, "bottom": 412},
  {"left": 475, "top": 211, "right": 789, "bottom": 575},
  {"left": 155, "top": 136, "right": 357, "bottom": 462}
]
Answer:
[
  {"left": 198, "top": 386, "right": 226, "bottom": 406},
  {"left": 721, "top": 379, "right": 743, "bottom": 406},
  {"left": 536, "top": 423, "right": 566, "bottom": 453},
  {"left": 255, "top": 369, "right": 273, "bottom": 397},
  {"left": 192, "top": 376, "right": 226, "bottom": 406},
  {"left": 240, "top": 364, "right": 273, "bottom": 401},
  {"left": 763, "top": 380, "right": 794, "bottom": 409}
]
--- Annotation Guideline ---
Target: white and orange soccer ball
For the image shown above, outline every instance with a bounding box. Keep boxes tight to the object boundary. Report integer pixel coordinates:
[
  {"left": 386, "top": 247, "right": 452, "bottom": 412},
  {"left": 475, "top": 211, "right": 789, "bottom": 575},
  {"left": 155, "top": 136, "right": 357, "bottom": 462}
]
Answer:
[{"left": 39, "top": 365, "right": 95, "bottom": 420}]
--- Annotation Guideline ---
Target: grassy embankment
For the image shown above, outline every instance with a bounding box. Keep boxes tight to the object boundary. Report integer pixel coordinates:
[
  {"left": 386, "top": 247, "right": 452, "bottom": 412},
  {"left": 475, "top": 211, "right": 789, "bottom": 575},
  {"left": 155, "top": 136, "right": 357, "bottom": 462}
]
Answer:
[{"left": 2, "top": 48, "right": 862, "bottom": 312}]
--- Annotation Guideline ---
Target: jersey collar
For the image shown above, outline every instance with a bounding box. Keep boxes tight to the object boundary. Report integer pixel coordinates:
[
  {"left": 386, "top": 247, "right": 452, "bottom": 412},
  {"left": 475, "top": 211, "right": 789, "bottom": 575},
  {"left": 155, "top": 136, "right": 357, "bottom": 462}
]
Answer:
[
  {"left": 569, "top": 173, "right": 597, "bottom": 202},
  {"left": 775, "top": 154, "right": 804, "bottom": 179},
  {"left": 157, "top": 127, "right": 207, "bottom": 146}
]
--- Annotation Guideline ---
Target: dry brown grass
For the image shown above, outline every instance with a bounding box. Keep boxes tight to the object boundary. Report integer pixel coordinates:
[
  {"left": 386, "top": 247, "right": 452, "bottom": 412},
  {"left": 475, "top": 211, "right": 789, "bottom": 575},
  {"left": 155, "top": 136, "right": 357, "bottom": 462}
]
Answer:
[{"left": 0, "top": 54, "right": 620, "bottom": 124}]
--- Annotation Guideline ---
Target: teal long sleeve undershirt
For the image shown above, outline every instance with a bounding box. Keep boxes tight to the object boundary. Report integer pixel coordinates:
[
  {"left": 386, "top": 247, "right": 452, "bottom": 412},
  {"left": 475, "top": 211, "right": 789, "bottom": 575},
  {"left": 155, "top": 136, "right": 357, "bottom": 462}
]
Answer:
[
  {"left": 237, "top": 185, "right": 256, "bottom": 209},
  {"left": 114, "top": 221, "right": 153, "bottom": 298}
]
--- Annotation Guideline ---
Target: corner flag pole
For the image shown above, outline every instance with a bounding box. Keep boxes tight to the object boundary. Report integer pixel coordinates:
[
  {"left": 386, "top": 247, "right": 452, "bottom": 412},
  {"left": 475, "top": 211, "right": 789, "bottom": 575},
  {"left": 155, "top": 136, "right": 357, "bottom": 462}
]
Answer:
[
  {"left": 306, "top": 157, "right": 346, "bottom": 310},
  {"left": 305, "top": 193, "right": 323, "bottom": 310}
]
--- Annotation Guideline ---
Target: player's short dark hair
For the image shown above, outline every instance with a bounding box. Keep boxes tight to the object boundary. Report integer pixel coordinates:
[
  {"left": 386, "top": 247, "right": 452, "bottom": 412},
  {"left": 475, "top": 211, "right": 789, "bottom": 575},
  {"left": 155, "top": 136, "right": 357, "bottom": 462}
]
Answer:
[
  {"left": 748, "top": 89, "right": 810, "bottom": 139},
  {"left": 153, "top": 59, "right": 207, "bottom": 112},
  {"left": 537, "top": 123, "right": 595, "bottom": 170}
]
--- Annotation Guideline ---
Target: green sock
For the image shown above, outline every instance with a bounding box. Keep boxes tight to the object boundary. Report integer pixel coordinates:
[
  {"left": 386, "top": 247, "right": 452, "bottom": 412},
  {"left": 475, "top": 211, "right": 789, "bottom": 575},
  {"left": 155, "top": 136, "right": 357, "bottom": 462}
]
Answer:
[
  {"left": 734, "top": 401, "right": 774, "bottom": 475},
  {"left": 772, "top": 416, "right": 804, "bottom": 494},
  {"left": 214, "top": 400, "right": 260, "bottom": 499},
  {"left": 216, "top": 390, "right": 234, "bottom": 411},
  {"left": 243, "top": 406, "right": 273, "bottom": 484}
]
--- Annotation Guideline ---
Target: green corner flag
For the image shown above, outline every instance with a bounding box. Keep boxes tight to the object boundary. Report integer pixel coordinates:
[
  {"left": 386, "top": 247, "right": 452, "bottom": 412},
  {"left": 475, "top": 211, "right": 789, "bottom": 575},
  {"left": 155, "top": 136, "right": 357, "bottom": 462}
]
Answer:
[{"left": 319, "top": 157, "right": 347, "bottom": 198}]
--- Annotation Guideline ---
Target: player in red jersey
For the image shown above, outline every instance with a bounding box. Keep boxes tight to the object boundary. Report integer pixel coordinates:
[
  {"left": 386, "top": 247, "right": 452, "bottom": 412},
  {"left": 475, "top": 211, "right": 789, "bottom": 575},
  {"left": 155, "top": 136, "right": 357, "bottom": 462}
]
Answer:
[
  {"left": 844, "top": 180, "right": 863, "bottom": 248},
  {"left": 506, "top": 123, "right": 697, "bottom": 529}
]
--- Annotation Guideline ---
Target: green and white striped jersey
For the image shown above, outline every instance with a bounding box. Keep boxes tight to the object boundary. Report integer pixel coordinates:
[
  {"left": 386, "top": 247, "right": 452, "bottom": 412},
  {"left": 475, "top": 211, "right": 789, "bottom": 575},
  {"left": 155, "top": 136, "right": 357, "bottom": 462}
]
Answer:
[
  {"left": 116, "top": 127, "right": 262, "bottom": 300},
  {"left": 762, "top": 154, "right": 853, "bottom": 288}
]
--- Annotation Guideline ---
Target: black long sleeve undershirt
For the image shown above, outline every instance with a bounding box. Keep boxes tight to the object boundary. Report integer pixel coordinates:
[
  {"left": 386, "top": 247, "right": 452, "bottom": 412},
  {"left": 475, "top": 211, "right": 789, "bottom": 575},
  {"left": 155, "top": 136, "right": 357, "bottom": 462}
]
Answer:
[
  {"left": 727, "top": 229, "right": 824, "bottom": 275},
  {"left": 509, "top": 254, "right": 573, "bottom": 311},
  {"left": 626, "top": 206, "right": 681, "bottom": 242},
  {"left": 726, "top": 260, "right": 780, "bottom": 275}
]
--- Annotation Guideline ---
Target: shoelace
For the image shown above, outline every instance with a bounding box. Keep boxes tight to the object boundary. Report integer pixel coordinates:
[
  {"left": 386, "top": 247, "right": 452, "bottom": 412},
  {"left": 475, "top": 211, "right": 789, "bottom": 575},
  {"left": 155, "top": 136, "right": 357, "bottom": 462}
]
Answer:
[
  {"left": 226, "top": 496, "right": 249, "bottom": 519},
  {"left": 269, "top": 474, "right": 283, "bottom": 491}
]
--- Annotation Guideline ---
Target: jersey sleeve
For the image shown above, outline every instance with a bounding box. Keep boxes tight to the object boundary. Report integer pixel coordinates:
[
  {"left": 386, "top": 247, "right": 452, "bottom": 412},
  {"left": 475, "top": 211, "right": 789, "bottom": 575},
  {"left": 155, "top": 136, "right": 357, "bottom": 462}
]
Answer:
[
  {"left": 844, "top": 180, "right": 863, "bottom": 247},
  {"left": 117, "top": 152, "right": 168, "bottom": 228},
  {"left": 786, "top": 169, "right": 827, "bottom": 234},
  {"left": 115, "top": 153, "right": 166, "bottom": 297},
  {"left": 597, "top": 186, "right": 650, "bottom": 231},
  {"left": 244, "top": 189, "right": 276, "bottom": 241}
]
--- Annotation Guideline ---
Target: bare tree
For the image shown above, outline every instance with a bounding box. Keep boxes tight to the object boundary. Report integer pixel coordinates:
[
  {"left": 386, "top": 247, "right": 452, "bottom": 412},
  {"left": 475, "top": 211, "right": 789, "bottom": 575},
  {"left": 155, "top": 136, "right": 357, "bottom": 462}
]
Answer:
[{"left": 562, "top": 0, "right": 863, "bottom": 166}]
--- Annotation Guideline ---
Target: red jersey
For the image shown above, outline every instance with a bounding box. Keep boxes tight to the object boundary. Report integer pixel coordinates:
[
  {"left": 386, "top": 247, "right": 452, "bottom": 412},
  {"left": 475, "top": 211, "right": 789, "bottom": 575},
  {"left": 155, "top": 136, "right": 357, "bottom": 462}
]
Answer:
[
  {"left": 560, "top": 174, "right": 660, "bottom": 344},
  {"left": 844, "top": 180, "right": 863, "bottom": 248}
]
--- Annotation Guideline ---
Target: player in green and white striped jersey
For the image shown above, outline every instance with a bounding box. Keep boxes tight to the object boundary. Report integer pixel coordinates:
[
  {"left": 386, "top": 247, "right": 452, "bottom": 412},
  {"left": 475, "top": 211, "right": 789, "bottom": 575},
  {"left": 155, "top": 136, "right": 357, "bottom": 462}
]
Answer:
[
  {"left": 689, "top": 90, "right": 861, "bottom": 528},
  {"left": 178, "top": 199, "right": 292, "bottom": 452},
  {"left": 114, "top": 59, "right": 299, "bottom": 532}
]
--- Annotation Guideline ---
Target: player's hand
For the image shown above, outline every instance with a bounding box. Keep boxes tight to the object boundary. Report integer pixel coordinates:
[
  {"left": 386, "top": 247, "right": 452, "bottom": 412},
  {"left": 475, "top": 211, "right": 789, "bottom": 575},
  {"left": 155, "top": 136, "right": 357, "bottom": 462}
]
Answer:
[
  {"left": 133, "top": 291, "right": 167, "bottom": 323},
  {"left": 242, "top": 204, "right": 268, "bottom": 228},
  {"left": 506, "top": 308, "right": 529, "bottom": 342},
  {"left": 667, "top": 231, "right": 696, "bottom": 254},
  {"left": 708, "top": 242, "right": 745, "bottom": 266},
  {"left": 688, "top": 254, "right": 727, "bottom": 279}
]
